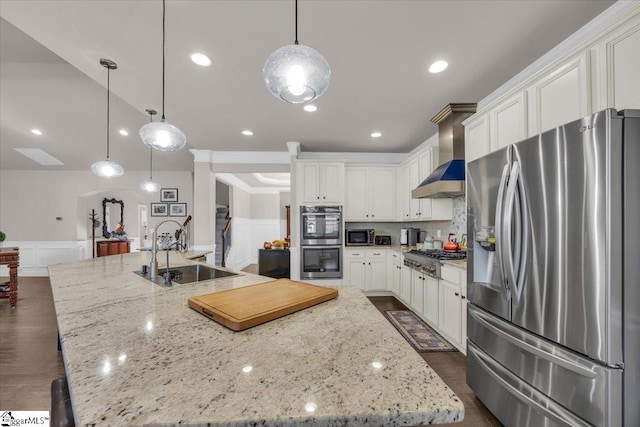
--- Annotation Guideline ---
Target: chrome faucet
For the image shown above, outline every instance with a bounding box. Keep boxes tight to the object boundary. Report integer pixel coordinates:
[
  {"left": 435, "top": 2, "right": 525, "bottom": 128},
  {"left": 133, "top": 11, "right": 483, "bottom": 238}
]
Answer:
[{"left": 149, "top": 217, "right": 191, "bottom": 281}]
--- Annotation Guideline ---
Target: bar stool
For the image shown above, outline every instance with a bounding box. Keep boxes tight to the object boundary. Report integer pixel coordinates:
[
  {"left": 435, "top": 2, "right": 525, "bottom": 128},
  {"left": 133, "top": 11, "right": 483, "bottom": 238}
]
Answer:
[{"left": 50, "top": 377, "right": 75, "bottom": 427}]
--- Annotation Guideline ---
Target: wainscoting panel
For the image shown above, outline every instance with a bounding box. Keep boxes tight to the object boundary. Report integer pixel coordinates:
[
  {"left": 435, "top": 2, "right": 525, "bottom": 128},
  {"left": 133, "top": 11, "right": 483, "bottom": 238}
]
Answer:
[
  {"left": 226, "top": 218, "right": 282, "bottom": 271},
  {"left": 0, "top": 241, "right": 92, "bottom": 277}
]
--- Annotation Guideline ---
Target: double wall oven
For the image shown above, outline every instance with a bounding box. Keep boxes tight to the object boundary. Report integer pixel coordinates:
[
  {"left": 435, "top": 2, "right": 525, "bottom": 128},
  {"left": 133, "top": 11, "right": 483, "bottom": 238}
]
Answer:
[{"left": 300, "top": 206, "right": 343, "bottom": 279}]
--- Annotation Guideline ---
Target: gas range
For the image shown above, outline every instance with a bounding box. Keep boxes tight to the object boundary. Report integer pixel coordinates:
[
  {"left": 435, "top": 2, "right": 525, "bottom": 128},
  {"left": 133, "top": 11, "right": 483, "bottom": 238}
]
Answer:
[{"left": 403, "top": 249, "right": 467, "bottom": 279}]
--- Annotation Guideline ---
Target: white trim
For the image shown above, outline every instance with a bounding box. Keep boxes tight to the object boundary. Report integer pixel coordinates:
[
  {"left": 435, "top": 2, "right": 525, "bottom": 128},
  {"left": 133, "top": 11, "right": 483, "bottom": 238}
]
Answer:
[
  {"left": 189, "top": 149, "right": 213, "bottom": 163},
  {"left": 297, "top": 151, "right": 410, "bottom": 165},
  {"left": 476, "top": 1, "right": 640, "bottom": 114},
  {"left": 216, "top": 173, "right": 288, "bottom": 194},
  {"left": 0, "top": 240, "right": 92, "bottom": 277},
  {"left": 212, "top": 151, "right": 291, "bottom": 164},
  {"left": 286, "top": 141, "right": 301, "bottom": 156}
]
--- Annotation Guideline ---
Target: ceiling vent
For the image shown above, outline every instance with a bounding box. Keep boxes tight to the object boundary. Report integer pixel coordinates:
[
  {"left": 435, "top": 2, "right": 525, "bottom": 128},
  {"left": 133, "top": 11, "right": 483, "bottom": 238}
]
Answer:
[{"left": 412, "top": 103, "right": 476, "bottom": 199}]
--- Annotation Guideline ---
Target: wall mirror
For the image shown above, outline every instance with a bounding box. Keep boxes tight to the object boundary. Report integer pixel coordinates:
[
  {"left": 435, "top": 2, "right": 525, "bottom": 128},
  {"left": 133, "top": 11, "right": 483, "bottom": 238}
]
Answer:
[{"left": 102, "top": 198, "right": 124, "bottom": 238}]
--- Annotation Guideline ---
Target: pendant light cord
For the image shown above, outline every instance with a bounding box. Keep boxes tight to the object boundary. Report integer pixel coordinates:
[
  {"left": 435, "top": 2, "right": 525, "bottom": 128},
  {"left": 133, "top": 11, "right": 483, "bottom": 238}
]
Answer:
[
  {"left": 106, "top": 67, "right": 110, "bottom": 160},
  {"left": 148, "top": 111, "right": 154, "bottom": 179},
  {"left": 162, "top": 0, "right": 166, "bottom": 120},
  {"left": 294, "top": 0, "right": 299, "bottom": 45}
]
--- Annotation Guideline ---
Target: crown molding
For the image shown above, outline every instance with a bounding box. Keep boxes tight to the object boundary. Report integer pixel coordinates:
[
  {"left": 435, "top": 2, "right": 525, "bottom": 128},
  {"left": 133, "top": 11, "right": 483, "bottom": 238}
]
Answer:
[
  {"left": 477, "top": 1, "right": 640, "bottom": 112},
  {"left": 215, "top": 173, "right": 289, "bottom": 195},
  {"left": 297, "top": 151, "right": 410, "bottom": 164}
]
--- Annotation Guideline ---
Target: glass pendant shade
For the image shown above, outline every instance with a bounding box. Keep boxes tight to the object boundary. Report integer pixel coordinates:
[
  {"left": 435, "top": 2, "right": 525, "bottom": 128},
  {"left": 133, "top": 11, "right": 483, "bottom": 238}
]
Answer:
[
  {"left": 140, "top": 179, "right": 161, "bottom": 192},
  {"left": 139, "top": 119, "right": 186, "bottom": 152},
  {"left": 91, "top": 160, "right": 124, "bottom": 177},
  {"left": 263, "top": 44, "right": 331, "bottom": 103}
]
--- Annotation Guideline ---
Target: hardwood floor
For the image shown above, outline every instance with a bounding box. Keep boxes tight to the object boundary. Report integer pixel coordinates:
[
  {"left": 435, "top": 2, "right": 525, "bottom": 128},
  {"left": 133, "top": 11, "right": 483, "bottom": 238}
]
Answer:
[
  {"left": 0, "top": 276, "right": 66, "bottom": 410},
  {"left": 0, "top": 276, "right": 500, "bottom": 426}
]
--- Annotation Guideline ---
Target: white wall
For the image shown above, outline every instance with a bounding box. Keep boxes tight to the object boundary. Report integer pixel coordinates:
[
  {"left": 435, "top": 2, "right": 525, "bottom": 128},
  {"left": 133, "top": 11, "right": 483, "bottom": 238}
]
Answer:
[{"left": 0, "top": 169, "right": 193, "bottom": 275}]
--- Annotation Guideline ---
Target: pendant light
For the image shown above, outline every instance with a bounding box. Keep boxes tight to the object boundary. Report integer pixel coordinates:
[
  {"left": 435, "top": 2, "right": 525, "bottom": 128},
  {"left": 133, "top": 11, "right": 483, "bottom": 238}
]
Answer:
[
  {"left": 91, "top": 59, "right": 124, "bottom": 177},
  {"left": 140, "top": 109, "right": 161, "bottom": 192},
  {"left": 139, "top": 0, "right": 186, "bottom": 151},
  {"left": 263, "top": 0, "right": 330, "bottom": 103}
]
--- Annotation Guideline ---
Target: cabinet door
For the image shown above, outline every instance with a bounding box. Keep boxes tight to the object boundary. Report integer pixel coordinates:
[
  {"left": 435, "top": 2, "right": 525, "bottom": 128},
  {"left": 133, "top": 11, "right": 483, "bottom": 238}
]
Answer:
[
  {"left": 411, "top": 270, "right": 425, "bottom": 314},
  {"left": 368, "top": 259, "right": 387, "bottom": 291},
  {"left": 607, "top": 25, "right": 640, "bottom": 110},
  {"left": 388, "top": 260, "right": 401, "bottom": 295},
  {"left": 408, "top": 158, "right": 421, "bottom": 219},
  {"left": 400, "top": 265, "right": 412, "bottom": 304},
  {"left": 370, "top": 168, "right": 396, "bottom": 220},
  {"left": 300, "top": 163, "right": 320, "bottom": 203},
  {"left": 344, "top": 168, "right": 368, "bottom": 220},
  {"left": 423, "top": 277, "right": 439, "bottom": 326},
  {"left": 527, "top": 53, "right": 589, "bottom": 135},
  {"left": 465, "top": 113, "right": 491, "bottom": 163},
  {"left": 321, "top": 163, "right": 343, "bottom": 203},
  {"left": 418, "top": 150, "right": 433, "bottom": 219},
  {"left": 439, "top": 280, "right": 463, "bottom": 345},
  {"left": 345, "top": 259, "right": 366, "bottom": 290},
  {"left": 491, "top": 92, "right": 528, "bottom": 150},
  {"left": 401, "top": 164, "right": 412, "bottom": 220}
]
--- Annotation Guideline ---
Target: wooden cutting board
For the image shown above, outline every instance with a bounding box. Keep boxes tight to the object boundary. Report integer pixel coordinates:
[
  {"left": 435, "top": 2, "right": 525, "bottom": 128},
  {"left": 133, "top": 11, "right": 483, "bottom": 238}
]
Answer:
[{"left": 188, "top": 279, "right": 339, "bottom": 331}]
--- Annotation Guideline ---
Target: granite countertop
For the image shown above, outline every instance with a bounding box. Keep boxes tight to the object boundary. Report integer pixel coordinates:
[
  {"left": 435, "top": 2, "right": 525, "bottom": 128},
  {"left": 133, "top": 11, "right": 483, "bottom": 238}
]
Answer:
[{"left": 48, "top": 253, "right": 464, "bottom": 426}]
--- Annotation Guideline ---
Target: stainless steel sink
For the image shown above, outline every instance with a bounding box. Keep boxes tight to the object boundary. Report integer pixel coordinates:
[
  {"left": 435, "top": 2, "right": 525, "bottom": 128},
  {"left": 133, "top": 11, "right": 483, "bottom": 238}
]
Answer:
[{"left": 134, "top": 264, "right": 239, "bottom": 286}]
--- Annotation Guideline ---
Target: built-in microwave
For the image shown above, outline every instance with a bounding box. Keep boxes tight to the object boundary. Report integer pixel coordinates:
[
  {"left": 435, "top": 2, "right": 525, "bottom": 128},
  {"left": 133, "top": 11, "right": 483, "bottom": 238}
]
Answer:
[{"left": 346, "top": 229, "right": 375, "bottom": 246}]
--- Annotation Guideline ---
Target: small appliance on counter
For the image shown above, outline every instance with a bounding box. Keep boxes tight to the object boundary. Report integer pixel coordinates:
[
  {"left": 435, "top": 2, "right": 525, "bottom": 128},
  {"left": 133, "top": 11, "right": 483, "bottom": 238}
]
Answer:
[
  {"left": 346, "top": 229, "right": 375, "bottom": 246},
  {"left": 374, "top": 235, "right": 391, "bottom": 246},
  {"left": 400, "top": 228, "right": 420, "bottom": 246}
]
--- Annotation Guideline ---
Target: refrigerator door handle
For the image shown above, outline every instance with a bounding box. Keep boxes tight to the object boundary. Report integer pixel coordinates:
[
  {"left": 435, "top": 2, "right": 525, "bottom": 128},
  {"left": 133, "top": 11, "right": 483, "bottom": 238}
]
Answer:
[
  {"left": 503, "top": 162, "right": 523, "bottom": 303},
  {"left": 494, "top": 163, "right": 510, "bottom": 299},
  {"left": 515, "top": 167, "right": 529, "bottom": 298}
]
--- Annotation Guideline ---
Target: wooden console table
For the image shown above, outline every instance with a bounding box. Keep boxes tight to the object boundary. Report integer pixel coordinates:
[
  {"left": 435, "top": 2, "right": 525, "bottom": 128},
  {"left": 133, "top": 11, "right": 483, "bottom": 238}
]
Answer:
[{"left": 0, "top": 247, "right": 19, "bottom": 307}]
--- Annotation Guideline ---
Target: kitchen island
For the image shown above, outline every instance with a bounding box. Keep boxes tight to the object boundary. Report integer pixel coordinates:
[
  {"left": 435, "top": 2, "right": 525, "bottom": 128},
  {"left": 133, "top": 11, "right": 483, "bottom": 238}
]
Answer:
[{"left": 48, "top": 252, "right": 464, "bottom": 426}]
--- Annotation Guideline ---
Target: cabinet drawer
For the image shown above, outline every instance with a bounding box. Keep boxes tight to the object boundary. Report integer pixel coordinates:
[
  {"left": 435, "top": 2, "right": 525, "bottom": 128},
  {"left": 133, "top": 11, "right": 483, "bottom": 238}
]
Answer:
[
  {"left": 365, "top": 249, "right": 386, "bottom": 258},
  {"left": 388, "top": 250, "right": 401, "bottom": 261},
  {"left": 344, "top": 249, "right": 365, "bottom": 258},
  {"left": 441, "top": 265, "right": 463, "bottom": 285}
]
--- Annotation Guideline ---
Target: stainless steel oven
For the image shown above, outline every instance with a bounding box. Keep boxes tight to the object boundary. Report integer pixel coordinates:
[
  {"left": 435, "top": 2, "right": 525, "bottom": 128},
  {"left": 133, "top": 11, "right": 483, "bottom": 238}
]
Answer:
[
  {"left": 300, "top": 206, "right": 342, "bottom": 245},
  {"left": 300, "top": 245, "right": 343, "bottom": 279}
]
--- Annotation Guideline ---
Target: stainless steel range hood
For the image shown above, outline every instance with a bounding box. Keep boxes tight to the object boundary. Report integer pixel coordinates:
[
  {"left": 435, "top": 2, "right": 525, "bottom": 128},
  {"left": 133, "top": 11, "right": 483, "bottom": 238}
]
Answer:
[{"left": 412, "top": 103, "right": 476, "bottom": 199}]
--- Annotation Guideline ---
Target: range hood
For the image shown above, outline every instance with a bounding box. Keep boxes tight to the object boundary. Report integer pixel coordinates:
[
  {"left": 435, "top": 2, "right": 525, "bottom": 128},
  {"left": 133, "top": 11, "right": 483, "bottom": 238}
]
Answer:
[{"left": 412, "top": 103, "right": 476, "bottom": 199}]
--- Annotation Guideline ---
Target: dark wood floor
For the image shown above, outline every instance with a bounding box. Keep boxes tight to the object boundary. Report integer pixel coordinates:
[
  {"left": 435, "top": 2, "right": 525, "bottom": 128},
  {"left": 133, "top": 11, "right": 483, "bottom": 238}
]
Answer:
[{"left": 0, "top": 274, "right": 500, "bottom": 426}]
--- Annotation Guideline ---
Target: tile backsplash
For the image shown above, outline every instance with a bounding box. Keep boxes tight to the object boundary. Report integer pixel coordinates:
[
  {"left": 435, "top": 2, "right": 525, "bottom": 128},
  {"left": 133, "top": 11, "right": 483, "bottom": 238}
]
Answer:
[{"left": 448, "top": 197, "right": 466, "bottom": 239}]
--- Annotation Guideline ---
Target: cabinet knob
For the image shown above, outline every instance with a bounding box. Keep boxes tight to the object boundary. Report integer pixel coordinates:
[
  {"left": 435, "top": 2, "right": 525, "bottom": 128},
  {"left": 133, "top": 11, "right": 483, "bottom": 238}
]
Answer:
[
  {"left": 317, "top": 196, "right": 320, "bottom": 199},
  {"left": 406, "top": 214, "right": 409, "bottom": 217},
  {"left": 366, "top": 214, "right": 369, "bottom": 217},
  {"left": 455, "top": 292, "right": 460, "bottom": 297},
  {"left": 362, "top": 262, "right": 365, "bottom": 265},
  {"left": 323, "top": 196, "right": 326, "bottom": 199},
  {"left": 372, "top": 214, "right": 374, "bottom": 218},
  {"left": 368, "top": 262, "right": 371, "bottom": 265},
  {"left": 462, "top": 296, "right": 466, "bottom": 299}
]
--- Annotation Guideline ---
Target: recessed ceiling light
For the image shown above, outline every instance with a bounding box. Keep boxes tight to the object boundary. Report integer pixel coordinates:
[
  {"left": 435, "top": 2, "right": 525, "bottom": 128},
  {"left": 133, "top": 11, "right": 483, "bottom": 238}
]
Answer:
[
  {"left": 119, "top": 129, "right": 129, "bottom": 136},
  {"left": 371, "top": 132, "right": 382, "bottom": 138},
  {"left": 31, "top": 129, "right": 42, "bottom": 135},
  {"left": 303, "top": 104, "right": 318, "bottom": 112},
  {"left": 429, "top": 60, "right": 448, "bottom": 74},
  {"left": 190, "top": 52, "right": 211, "bottom": 66},
  {"left": 242, "top": 130, "right": 254, "bottom": 136}
]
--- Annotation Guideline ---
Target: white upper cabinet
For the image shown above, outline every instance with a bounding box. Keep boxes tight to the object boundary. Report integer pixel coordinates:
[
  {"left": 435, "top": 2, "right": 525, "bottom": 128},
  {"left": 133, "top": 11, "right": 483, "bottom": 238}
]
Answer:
[
  {"left": 606, "top": 24, "right": 640, "bottom": 110},
  {"left": 399, "top": 148, "right": 452, "bottom": 221},
  {"left": 491, "top": 92, "right": 528, "bottom": 150},
  {"left": 298, "top": 161, "right": 344, "bottom": 205},
  {"left": 527, "top": 53, "right": 590, "bottom": 135},
  {"left": 345, "top": 167, "right": 395, "bottom": 221},
  {"left": 464, "top": 113, "right": 491, "bottom": 164}
]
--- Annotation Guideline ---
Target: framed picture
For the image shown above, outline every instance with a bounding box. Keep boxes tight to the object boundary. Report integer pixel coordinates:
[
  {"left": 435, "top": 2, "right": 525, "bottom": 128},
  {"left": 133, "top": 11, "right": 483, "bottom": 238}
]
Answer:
[
  {"left": 169, "top": 203, "right": 187, "bottom": 217},
  {"left": 160, "top": 188, "right": 178, "bottom": 202},
  {"left": 151, "top": 203, "right": 168, "bottom": 217}
]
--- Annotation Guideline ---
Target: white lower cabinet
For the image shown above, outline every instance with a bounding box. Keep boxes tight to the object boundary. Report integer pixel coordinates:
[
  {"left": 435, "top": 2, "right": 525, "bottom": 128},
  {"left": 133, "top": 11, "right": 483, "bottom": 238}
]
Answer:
[
  {"left": 411, "top": 271, "right": 425, "bottom": 314},
  {"left": 344, "top": 248, "right": 386, "bottom": 291},
  {"left": 387, "top": 251, "right": 402, "bottom": 295},
  {"left": 400, "top": 264, "right": 412, "bottom": 304},
  {"left": 394, "top": 263, "right": 467, "bottom": 354},
  {"left": 423, "top": 276, "right": 439, "bottom": 326}
]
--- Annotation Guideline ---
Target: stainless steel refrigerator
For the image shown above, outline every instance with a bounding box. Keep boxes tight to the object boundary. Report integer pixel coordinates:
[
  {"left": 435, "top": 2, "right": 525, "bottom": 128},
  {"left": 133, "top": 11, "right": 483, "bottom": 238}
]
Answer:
[{"left": 466, "top": 109, "right": 639, "bottom": 427}]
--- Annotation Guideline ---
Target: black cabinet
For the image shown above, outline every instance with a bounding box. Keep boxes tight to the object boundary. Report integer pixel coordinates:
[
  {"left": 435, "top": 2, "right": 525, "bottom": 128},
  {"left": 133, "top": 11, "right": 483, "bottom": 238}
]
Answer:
[{"left": 258, "top": 249, "right": 290, "bottom": 278}]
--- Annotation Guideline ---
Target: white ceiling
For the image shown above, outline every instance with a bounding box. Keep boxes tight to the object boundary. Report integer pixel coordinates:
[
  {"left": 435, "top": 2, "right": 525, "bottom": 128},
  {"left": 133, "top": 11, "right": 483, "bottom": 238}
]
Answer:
[{"left": 0, "top": 0, "right": 615, "bottom": 173}]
